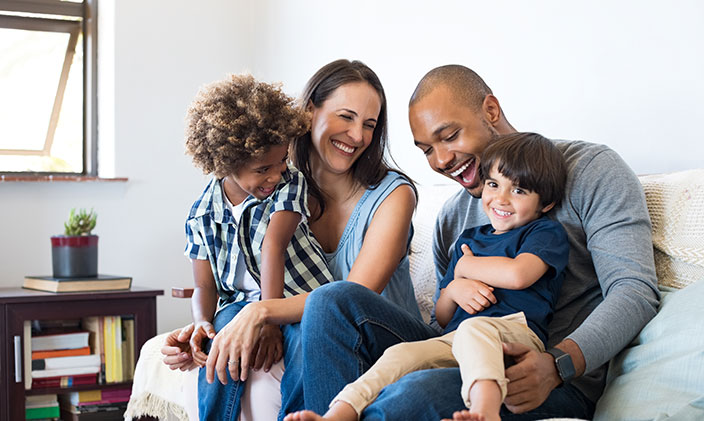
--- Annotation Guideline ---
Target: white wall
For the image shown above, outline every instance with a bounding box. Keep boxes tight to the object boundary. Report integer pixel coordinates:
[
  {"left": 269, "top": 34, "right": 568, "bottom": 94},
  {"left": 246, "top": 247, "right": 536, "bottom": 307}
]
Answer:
[
  {"left": 0, "top": 0, "right": 254, "bottom": 332},
  {"left": 251, "top": 0, "right": 704, "bottom": 183},
  {"left": 1, "top": 0, "right": 702, "bottom": 333}
]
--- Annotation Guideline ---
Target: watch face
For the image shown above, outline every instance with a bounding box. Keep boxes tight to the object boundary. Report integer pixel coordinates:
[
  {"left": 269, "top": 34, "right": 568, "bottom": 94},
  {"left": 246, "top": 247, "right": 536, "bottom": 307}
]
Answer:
[{"left": 555, "top": 354, "right": 576, "bottom": 381}]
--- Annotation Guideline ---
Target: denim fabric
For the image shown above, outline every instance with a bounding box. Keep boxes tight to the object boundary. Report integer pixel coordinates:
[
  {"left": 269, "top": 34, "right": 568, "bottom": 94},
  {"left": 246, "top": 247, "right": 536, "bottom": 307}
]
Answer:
[
  {"left": 296, "top": 281, "right": 440, "bottom": 414},
  {"left": 363, "top": 367, "right": 594, "bottom": 420},
  {"left": 296, "top": 281, "right": 594, "bottom": 420},
  {"left": 198, "top": 300, "right": 248, "bottom": 421}
]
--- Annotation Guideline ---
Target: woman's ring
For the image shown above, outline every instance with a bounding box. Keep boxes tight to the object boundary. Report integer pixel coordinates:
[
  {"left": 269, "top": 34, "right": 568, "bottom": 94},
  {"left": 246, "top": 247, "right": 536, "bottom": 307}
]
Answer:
[{"left": 228, "top": 360, "right": 238, "bottom": 366}]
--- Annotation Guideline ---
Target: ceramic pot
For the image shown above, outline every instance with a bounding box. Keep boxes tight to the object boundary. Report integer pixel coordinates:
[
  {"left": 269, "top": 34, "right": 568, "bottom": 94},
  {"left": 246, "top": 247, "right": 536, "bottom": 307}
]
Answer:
[{"left": 51, "top": 235, "right": 98, "bottom": 278}]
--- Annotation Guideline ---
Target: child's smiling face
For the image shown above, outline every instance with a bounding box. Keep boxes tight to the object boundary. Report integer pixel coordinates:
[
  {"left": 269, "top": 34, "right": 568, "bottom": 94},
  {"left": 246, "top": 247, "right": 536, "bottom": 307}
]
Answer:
[
  {"left": 481, "top": 164, "right": 554, "bottom": 235},
  {"left": 225, "top": 144, "right": 289, "bottom": 203}
]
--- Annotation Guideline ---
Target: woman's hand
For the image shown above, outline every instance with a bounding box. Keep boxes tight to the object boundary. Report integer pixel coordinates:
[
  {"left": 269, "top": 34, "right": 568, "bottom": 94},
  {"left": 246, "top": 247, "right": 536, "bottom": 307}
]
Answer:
[
  {"left": 249, "top": 324, "right": 283, "bottom": 372},
  {"left": 205, "top": 302, "right": 268, "bottom": 384},
  {"left": 161, "top": 323, "right": 198, "bottom": 371},
  {"left": 190, "top": 321, "right": 216, "bottom": 367},
  {"left": 446, "top": 277, "right": 496, "bottom": 315}
]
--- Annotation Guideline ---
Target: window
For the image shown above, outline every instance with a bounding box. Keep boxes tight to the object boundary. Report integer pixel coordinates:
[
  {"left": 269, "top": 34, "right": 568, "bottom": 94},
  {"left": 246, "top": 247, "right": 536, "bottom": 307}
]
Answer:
[{"left": 0, "top": 0, "right": 97, "bottom": 175}]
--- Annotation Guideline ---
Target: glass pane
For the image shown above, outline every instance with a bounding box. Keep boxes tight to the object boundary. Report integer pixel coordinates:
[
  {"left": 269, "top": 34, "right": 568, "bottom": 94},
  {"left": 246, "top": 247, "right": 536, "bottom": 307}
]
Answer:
[{"left": 0, "top": 27, "right": 83, "bottom": 173}]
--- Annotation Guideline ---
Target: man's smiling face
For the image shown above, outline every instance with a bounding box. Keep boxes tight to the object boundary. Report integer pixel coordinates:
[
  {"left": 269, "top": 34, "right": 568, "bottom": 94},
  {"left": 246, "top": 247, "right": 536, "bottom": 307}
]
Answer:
[{"left": 410, "top": 85, "right": 500, "bottom": 198}]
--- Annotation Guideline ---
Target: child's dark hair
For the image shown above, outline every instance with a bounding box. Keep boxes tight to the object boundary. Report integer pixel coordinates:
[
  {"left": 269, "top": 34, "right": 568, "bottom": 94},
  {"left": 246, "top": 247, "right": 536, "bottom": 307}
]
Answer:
[
  {"left": 480, "top": 132, "right": 567, "bottom": 208},
  {"left": 185, "top": 74, "right": 310, "bottom": 178}
]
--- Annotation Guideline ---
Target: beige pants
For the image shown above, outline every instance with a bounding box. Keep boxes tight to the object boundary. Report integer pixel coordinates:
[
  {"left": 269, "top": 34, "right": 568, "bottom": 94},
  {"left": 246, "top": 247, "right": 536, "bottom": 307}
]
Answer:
[{"left": 332, "top": 312, "right": 545, "bottom": 417}]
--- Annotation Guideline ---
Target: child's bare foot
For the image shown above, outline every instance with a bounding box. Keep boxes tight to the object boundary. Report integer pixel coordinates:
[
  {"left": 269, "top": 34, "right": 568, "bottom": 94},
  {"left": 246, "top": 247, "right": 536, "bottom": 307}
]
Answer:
[
  {"left": 284, "top": 410, "right": 326, "bottom": 421},
  {"left": 442, "top": 409, "right": 502, "bottom": 421},
  {"left": 441, "top": 409, "right": 500, "bottom": 421}
]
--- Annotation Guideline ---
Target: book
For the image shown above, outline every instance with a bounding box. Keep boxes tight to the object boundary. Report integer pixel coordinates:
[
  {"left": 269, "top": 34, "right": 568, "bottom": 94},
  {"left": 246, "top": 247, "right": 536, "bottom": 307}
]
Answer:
[
  {"left": 61, "top": 387, "right": 131, "bottom": 406},
  {"left": 60, "top": 403, "right": 127, "bottom": 421},
  {"left": 23, "top": 274, "right": 132, "bottom": 293},
  {"left": 25, "top": 405, "right": 60, "bottom": 419},
  {"left": 62, "top": 401, "right": 128, "bottom": 414},
  {"left": 24, "top": 320, "right": 32, "bottom": 390},
  {"left": 64, "top": 389, "right": 103, "bottom": 405},
  {"left": 114, "top": 316, "right": 123, "bottom": 383},
  {"left": 103, "top": 316, "right": 113, "bottom": 383},
  {"left": 26, "top": 393, "right": 58, "bottom": 407},
  {"left": 34, "top": 318, "right": 82, "bottom": 332},
  {"left": 121, "top": 316, "right": 135, "bottom": 380},
  {"left": 31, "top": 331, "right": 89, "bottom": 351},
  {"left": 32, "top": 346, "right": 91, "bottom": 360},
  {"left": 32, "top": 365, "right": 100, "bottom": 378},
  {"left": 32, "top": 353, "right": 100, "bottom": 370},
  {"left": 31, "top": 373, "right": 97, "bottom": 389},
  {"left": 82, "top": 316, "right": 106, "bottom": 383}
]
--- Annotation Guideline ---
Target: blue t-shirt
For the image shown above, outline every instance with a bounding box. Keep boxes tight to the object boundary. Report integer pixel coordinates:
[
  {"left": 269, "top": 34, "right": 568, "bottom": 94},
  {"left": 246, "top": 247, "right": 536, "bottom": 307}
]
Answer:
[{"left": 440, "top": 216, "right": 568, "bottom": 344}]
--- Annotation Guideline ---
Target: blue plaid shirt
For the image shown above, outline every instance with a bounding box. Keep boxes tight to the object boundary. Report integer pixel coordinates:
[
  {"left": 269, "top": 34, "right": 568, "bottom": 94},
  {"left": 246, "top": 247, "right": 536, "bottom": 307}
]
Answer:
[
  {"left": 239, "top": 164, "right": 333, "bottom": 297},
  {"left": 184, "top": 164, "right": 332, "bottom": 310}
]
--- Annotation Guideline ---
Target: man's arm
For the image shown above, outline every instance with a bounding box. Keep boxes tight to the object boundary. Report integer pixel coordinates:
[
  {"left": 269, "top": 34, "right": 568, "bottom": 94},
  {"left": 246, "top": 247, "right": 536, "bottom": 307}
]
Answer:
[
  {"left": 503, "top": 146, "right": 659, "bottom": 413},
  {"left": 560, "top": 149, "right": 659, "bottom": 373}
]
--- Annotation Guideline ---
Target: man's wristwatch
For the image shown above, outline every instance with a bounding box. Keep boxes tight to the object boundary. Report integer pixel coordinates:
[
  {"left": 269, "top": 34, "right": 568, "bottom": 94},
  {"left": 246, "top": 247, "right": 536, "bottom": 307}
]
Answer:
[{"left": 546, "top": 348, "right": 576, "bottom": 385}]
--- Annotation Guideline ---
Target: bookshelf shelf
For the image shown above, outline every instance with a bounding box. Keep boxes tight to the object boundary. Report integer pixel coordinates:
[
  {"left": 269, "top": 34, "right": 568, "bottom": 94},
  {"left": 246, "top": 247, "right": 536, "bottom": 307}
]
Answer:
[
  {"left": 24, "top": 381, "right": 135, "bottom": 396},
  {"left": 0, "top": 286, "right": 163, "bottom": 420}
]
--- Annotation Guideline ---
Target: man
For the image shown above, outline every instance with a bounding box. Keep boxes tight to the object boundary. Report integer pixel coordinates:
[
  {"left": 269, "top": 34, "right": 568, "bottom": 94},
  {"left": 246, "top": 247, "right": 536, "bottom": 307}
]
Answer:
[{"left": 299, "top": 65, "right": 659, "bottom": 420}]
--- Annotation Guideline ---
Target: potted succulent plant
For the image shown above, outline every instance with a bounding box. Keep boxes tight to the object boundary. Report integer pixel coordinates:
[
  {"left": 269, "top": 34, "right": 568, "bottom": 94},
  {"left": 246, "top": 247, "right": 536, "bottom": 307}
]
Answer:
[{"left": 51, "top": 208, "right": 98, "bottom": 278}]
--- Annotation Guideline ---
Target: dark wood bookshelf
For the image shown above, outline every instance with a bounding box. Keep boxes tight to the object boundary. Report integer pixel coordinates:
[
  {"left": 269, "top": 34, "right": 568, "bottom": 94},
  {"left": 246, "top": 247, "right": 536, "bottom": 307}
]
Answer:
[{"left": 0, "top": 286, "right": 163, "bottom": 420}]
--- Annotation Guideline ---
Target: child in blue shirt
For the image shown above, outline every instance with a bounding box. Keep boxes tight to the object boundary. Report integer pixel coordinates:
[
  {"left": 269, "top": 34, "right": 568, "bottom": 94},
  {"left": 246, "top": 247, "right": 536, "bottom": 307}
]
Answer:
[
  {"left": 182, "top": 74, "right": 333, "bottom": 419},
  {"left": 285, "top": 132, "right": 568, "bottom": 421}
]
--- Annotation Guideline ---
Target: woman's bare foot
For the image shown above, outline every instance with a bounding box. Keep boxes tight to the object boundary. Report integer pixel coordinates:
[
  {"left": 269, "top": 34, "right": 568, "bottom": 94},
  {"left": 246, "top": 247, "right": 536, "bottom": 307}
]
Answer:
[{"left": 284, "top": 400, "right": 358, "bottom": 421}]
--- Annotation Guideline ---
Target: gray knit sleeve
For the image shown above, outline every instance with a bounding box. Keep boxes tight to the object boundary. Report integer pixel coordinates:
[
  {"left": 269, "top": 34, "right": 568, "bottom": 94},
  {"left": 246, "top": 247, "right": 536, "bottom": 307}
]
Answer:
[{"left": 566, "top": 149, "right": 660, "bottom": 373}]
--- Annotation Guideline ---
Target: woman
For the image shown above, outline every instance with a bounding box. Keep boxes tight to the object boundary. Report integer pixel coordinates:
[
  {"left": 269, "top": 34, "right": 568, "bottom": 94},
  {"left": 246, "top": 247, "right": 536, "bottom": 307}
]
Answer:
[{"left": 162, "top": 59, "right": 421, "bottom": 420}]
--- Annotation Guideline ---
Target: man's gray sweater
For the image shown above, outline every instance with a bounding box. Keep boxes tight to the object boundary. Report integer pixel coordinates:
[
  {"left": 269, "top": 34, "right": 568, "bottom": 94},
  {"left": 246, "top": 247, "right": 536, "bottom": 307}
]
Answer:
[{"left": 432, "top": 140, "right": 660, "bottom": 404}]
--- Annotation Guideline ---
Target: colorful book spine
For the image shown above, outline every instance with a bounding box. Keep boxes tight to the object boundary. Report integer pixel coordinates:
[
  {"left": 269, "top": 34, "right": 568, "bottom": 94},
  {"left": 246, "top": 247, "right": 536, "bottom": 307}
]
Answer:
[
  {"left": 25, "top": 405, "right": 60, "bottom": 420},
  {"left": 31, "top": 373, "right": 97, "bottom": 389},
  {"left": 32, "top": 346, "right": 91, "bottom": 360}
]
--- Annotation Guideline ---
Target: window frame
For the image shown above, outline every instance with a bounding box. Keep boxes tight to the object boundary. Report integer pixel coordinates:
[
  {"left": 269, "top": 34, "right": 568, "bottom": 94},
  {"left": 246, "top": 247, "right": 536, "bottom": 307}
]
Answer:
[{"left": 0, "top": 0, "right": 98, "bottom": 177}]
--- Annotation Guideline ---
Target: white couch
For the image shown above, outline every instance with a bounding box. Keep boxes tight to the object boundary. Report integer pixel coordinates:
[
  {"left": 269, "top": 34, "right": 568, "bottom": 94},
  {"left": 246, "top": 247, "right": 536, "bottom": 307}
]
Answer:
[{"left": 125, "top": 169, "right": 704, "bottom": 421}]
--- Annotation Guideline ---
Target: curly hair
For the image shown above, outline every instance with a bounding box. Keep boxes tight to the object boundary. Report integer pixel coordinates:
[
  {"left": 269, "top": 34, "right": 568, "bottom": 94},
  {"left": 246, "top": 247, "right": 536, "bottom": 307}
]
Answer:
[{"left": 185, "top": 74, "right": 310, "bottom": 178}]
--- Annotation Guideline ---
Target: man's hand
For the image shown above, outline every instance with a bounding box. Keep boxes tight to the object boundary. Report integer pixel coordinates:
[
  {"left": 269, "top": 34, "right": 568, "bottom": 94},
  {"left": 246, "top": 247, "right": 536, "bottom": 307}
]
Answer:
[{"left": 502, "top": 342, "right": 561, "bottom": 413}]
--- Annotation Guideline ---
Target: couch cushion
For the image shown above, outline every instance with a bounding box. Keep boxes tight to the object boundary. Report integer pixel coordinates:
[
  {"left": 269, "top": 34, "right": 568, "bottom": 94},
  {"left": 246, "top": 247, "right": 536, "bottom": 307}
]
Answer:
[
  {"left": 640, "top": 170, "right": 704, "bottom": 289},
  {"left": 593, "top": 280, "right": 704, "bottom": 420},
  {"left": 409, "top": 184, "right": 462, "bottom": 324}
]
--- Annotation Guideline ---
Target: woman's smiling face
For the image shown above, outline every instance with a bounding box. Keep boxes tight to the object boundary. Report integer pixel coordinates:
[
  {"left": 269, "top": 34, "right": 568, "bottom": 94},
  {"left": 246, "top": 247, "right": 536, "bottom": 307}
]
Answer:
[{"left": 308, "top": 81, "right": 382, "bottom": 176}]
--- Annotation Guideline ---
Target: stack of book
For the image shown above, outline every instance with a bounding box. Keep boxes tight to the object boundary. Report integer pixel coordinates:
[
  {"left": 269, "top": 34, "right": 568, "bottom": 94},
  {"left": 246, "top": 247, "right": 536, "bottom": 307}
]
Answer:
[
  {"left": 25, "top": 394, "right": 60, "bottom": 420},
  {"left": 23, "top": 316, "right": 135, "bottom": 391},
  {"left": 81, "top": 315, "right": 135, "bottom": 384},
  {"left": 31, "top": 329, "right": 99, "bottom": 389},
  {"left": 59, "top": 388, "right": 131, "bottom": 421}
]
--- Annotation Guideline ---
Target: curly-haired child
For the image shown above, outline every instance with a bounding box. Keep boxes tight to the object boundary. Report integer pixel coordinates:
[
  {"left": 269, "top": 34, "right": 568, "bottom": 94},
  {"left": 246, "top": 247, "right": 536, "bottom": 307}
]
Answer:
[{"left": 182, "top": 74, "right": 334, "bottom": 417}]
